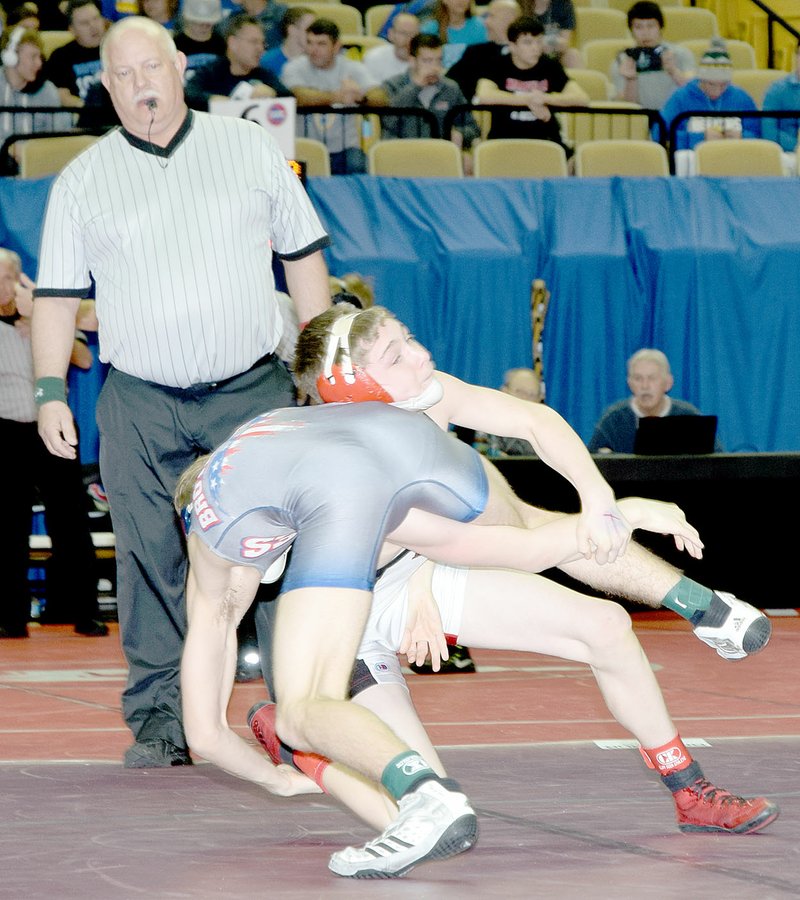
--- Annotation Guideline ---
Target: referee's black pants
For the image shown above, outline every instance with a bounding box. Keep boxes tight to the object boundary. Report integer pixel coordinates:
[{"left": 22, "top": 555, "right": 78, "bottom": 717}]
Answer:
[
  {"left": 0, "top": 417, "right": 99, "bottom": 631},
  {"left": 96, "top": 355, "right": 294, "bottom": 748}
]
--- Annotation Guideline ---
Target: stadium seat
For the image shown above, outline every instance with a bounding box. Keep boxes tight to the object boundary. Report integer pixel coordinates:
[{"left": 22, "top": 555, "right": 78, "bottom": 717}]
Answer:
[
  {"left": 565, "top": 67, "right": 613, "bottom": 101},
  {"left": 473, "top": 139, "right": 568, "bottom": 178},
  {"left": 574, "top": 8, "right": 629, "bottom": 49},
  {"left": 661, "top": 7, "right": 719, "bottom": 44},
  {"left": 730, "top": 69, "right": 787, "bottom": 108},
  {"left": 294, "top": 137, "right": 331, "bottom": 176},
  {"left": 695, "top": 138, "right": 784, "bottom": 176},
  {"left": 16, "top": 134, "right": 99, "bottom": 178},
  {"left": 39, "top": 30, "right": 72, "bottom": 59},
  {"left": 575, "top": 138, "right": 670, "bottom": 176},
  {"left": 364, "top": 3, "right": 395, "bottom": 36},
  {"left": 368, "top": 138, "right": 463, "bottom": 176},
  {"left": 680, "top": 38, "right": 757, "bottom": 70},
  {"left": 582, "top": 38, "right": 635, "bottom": 77},
  {"left": 291, "top": 3, "right": 364, "bottom": 35}
]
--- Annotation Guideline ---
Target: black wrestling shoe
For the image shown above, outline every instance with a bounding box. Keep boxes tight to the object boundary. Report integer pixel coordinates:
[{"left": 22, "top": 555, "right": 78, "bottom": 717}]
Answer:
[
  {"left": 124, "top": 739, "right": 193, "bottom": 768},
  {"left": 412, "top": 644, "right": 476, "bottom": 675},
  {"left": 74, "top": 619, "right": 109, "bottom": 637},
  {"left": 0, "top": 624, "right": 29, "bottom": 638}
]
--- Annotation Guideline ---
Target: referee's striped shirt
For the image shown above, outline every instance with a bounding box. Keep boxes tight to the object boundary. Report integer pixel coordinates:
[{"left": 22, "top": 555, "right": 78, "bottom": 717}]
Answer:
[{"left": 35, "top": 111, "right": 330, "bottom": 388}]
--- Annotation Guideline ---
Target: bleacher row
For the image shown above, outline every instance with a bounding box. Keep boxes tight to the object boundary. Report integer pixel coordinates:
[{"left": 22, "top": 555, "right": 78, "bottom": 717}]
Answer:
[{"left": 5, "top": 2, "right": 799, "bottom": 179}]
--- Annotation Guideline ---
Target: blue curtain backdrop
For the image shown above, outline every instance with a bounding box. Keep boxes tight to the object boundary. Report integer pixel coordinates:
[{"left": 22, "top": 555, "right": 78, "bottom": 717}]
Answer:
[{"left": 2, "top": 174, "right": 799, "bottom": 460}]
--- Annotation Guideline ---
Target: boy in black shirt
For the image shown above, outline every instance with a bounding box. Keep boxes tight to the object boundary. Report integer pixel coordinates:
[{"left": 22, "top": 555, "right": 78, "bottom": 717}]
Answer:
[{"left": 475, "top": 15, "right": 587, "bottom": 144}]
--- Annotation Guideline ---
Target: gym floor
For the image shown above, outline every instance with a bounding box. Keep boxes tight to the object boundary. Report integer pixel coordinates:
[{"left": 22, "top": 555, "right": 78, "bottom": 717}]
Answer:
[{"left": 2, "top": 611, "right": 798, "bottom": 899}]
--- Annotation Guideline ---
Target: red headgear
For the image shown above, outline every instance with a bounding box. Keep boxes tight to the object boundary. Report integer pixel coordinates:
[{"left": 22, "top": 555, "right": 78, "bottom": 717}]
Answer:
[{"left": 316, "top": 312, "right": 394, "bottom": 404}]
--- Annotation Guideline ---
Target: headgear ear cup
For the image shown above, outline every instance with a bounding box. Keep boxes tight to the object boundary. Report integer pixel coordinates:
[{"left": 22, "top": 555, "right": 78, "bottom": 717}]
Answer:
[
  {"left": 2, "top": 27, "right": 25, "bottom": 68},
  {"left": 317, "top": 364, "right": 393, "bottom": 404},
  {"left": 316, "top": 312, "right": 394, "bottom": 404}
]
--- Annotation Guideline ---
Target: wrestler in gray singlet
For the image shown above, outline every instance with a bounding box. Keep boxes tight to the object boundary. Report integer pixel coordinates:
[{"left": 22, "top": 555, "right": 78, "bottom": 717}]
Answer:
[{"left": 187, "top": 402, "right": 488, "bottom": 592}]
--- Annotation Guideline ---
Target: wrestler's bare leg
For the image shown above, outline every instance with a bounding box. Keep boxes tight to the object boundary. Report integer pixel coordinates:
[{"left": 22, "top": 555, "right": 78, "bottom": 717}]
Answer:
[
  {"left": 457, "top": 569, "right": 675, "bottom": 747},
  {"left": 272, "top": 586, "right": 413, "bottom": 780}
]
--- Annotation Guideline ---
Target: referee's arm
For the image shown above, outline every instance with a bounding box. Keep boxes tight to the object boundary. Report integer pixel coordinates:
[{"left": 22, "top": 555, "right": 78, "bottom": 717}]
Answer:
[
  {"left": 31, "top": 294, "right": 82, "bottom": 459},
  {"left": 283, "top": 250, "right": 332, "bottom": 323}
]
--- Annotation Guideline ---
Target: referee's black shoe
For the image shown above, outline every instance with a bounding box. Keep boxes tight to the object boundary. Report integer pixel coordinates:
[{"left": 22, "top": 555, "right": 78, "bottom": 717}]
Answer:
[{"left": 412, "top": 644, "right": 476, "bottom": 675}]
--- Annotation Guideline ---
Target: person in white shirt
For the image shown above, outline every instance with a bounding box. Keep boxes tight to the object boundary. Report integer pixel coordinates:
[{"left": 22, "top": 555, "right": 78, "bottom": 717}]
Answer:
[{"left": 363, "top": 12, "right": 420, "bottom": 83}]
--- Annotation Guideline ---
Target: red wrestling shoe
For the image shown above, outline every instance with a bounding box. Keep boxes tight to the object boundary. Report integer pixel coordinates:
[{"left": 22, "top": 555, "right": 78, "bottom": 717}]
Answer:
[
  {"left": 247, "top": 701, "right": 295, "bottom": 767},
  {"left": 673, "top": 778, "right": 779, "bottom": 834}
]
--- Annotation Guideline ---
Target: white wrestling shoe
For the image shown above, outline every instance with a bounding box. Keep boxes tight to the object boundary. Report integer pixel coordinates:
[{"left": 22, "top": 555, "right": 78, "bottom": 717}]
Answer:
[
  {"left": 693, "top": 591, "right": 772, "bottom": 660},
  {"left": 328, "top": 779, "right": 478, "bottom": 879}
]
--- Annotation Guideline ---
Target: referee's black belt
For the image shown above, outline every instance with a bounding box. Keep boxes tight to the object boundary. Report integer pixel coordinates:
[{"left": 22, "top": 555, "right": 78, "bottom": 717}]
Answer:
[{"left": 137, "top": 352, "right": 277, "bottom": 397}]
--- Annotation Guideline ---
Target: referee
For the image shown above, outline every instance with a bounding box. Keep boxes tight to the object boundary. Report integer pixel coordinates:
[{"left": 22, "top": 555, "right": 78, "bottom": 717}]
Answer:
[{"left": 31, "top": 16, "right": 331, "bottom": 768}]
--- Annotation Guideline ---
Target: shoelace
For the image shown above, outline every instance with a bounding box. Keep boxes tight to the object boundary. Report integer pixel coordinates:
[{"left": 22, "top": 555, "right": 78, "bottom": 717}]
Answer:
[{"left": 689, "top": 779, "right": 744, "bottom": 806}]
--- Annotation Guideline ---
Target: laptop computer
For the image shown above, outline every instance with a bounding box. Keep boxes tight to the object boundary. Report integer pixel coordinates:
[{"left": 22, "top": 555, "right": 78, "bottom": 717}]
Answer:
[{"left": 633, "top": 415, "right": 718, "bottom": 456}]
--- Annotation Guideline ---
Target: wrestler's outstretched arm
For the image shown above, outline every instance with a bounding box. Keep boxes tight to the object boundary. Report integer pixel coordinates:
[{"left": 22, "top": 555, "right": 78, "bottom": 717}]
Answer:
[
  {"left": 181, "top": 535, "right": 321, "bottom": 797},
  {"left": 389, "top": 496, "right": 703, "bottom": 574},
  {"left": 427, "top": 372, "right": 632, "bottom": 564}
]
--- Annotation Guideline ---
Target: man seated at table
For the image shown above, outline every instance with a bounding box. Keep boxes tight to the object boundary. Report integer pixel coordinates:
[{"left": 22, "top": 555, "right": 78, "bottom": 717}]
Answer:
[{"left": 588, "top": 348, "right": 723, "bottom": 454}]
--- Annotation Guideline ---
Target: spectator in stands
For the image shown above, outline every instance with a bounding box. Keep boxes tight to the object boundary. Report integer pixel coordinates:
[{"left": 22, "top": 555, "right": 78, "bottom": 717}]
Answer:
[
  {"left": 420, "top": 0, "right": 487, "bottom": 68},
  {"left": 661, "top": 38, "right": 758, "bottom": 175},
  {"left": 173, "top": 0, "right": 227, "bottom": 81},
  {"left": 363, "top": 12, "right": 419, "bottom": 82},
  {"left": 475, "top": 15, "right": 588, "bottom": 145},
  {"left": 382, "top": 34, "right": 479, "bottom": 161},
  {"left": 185, "top": 12, "right": 290, "bottom": 110},
  {"left": 0, "top": 26, "right": 71, "bottom": 161},
  {"left": 588, "top": 348, "right": 723, "bottom": 454},
  {"left": 0, "top": 248, "right": 107, "bottom": 639},
  {"left": 137, "top": 0, "right": 177, "bottom": 29},
  {"left": 762, "top": 43, "right": 800, "bottom": 158},
  {"left": 528, "top": 0, "right": 581, "bottom": 69},
  {"left": 6, "top": 3, "right": 40, "bottom": 29},
  {"left": 259, "top": 5, "right": 313, "bottom": 79},
  {"left": 446, "top": 0, "right": 520, "bottom": 102},
  {"left": 282, "top": 18, "right": 387, "bottom": 174},
  {"left": 611, "top": 1, "right": 693, "bottom": 109},
  {"left": 477, "top": 367, "right": 544, "bottom": 457},
  {"left": 44, "top": 0, "right": 107, "bottom": 108},
  {"left": 226, "top": 0, "right": 286, "bottom": 52}
]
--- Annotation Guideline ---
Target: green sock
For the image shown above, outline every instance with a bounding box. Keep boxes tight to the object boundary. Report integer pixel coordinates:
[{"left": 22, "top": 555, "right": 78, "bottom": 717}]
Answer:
[
  {"left": 381, "top": 751, "right": 437, "bottom": 801},
  {"left": 661, "top": 577, "right": 714, "bottom": 625}
]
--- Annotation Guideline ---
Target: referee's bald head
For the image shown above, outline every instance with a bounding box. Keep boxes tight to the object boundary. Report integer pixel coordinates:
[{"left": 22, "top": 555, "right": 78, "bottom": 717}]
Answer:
[
  {"left": 100, "top": 16, "right": 187, "bottom": 145},
  {"left": 100, "top": 15, "right": 178, "bottom": 70}
]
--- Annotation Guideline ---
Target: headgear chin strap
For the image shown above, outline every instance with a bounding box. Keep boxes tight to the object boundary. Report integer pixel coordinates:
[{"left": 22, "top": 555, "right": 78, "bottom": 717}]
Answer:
[{"left": 316, "top": 312, "right": 394, "bottom": 404}]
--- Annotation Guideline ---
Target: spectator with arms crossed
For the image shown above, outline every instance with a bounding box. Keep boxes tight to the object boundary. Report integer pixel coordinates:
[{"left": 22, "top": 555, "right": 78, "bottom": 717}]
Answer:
[
  {"left": 281, "top": 18, "right": 388, "bottom": 174},
  {"left": 475, "top": 14, "right": 588, "bottom": 146}
]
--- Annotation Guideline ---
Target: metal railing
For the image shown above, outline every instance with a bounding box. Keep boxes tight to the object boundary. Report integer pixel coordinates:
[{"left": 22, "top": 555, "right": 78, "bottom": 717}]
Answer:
[
  {"left": 667, "top": 107, "right": 800, "bottom": 172},
  {"left": 690, "top": 0, "right": 800, "bottom": 69}
]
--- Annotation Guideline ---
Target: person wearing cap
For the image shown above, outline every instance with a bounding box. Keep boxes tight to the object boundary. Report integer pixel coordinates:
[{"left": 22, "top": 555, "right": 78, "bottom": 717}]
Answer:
[
  {"left": 661, "top": 37, "right": 759, "bottom": 175},
  {"left": 612, "top": 2, "right": 694, "bottom": 109},
  {"left": 174, "top": 0, "right": 227, "bottom": 69}
]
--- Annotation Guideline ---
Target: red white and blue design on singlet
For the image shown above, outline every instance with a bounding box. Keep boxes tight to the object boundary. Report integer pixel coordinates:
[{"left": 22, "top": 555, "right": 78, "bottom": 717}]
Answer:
[{"left": 184, "top": 411, "right": 309, "bottom": 534}]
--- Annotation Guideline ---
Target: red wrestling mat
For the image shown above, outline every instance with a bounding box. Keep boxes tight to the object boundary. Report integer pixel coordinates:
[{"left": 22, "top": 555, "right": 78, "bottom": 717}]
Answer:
[
  {"left": 2, "top": 615, "right": 798, "bottom": 899},
  {"left": 1, "top": 613, "right": 798, "bottom": 763}
]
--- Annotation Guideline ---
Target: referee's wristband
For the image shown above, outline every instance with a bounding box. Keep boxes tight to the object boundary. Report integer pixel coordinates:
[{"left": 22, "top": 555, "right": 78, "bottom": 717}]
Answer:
[{"left": 34, "top": 376, "right": 68, "bottom": 406}]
